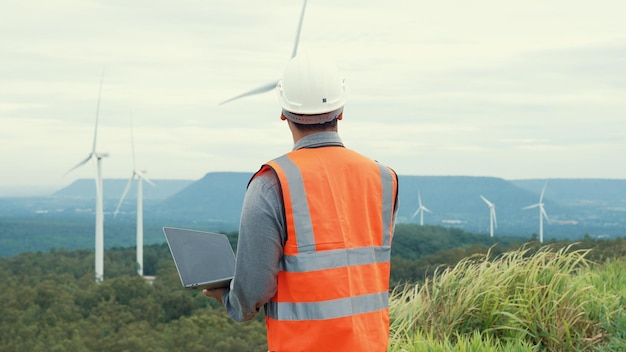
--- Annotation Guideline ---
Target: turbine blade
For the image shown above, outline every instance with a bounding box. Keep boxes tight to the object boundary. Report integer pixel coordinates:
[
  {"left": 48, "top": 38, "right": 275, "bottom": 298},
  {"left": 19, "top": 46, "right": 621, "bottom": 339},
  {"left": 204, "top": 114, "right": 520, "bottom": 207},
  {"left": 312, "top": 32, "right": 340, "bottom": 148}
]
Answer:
[
  {"left": 541, "top": 206, "right": 551, "bottom": 224},
  {"left": 92, "top": 69, "right": 105, "bottom": 154},
  {"left": 492, "top": 208, "right": 498, "bottom": 228},
  {"left": 410, "top": 208, "right": 420, "bottom": 220},
  {"left": 219, "top": 81, "right": 278, "bottom": 105},
  {"left": 137, "top": 171, "right": 156, "bottom": 187},
  {"left": 480, "top": 195, "right": 493, "bottom": 207},
  {"left": 422, "top": 206, "right": 432, "bottom": 214},
  {"left": 219, "top": 1, "right": 307, "bottom": 106},
  {"left": 523, "top": 204, "right": 539, "bottom": 210},
  {"left": 65, "top": 153, "right": 94, "bottom": 175},
  {"left": 114, "top": 174, "right": 135, "bottom": 217},
  {"left": 539, "top": 181, "right": 548, "bottom": 202},
  {"left": 291, "top": 0, "right": 308, "bottom": 58}
]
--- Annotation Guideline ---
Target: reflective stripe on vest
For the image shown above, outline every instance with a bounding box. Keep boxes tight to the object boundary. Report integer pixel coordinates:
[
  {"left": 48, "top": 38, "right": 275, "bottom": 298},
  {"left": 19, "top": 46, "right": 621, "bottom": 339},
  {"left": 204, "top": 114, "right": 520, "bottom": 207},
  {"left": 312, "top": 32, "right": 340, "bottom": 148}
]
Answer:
[
  {"left": 266, "top": 291, "right": 389, "bottom": 321},
  {"left": 278, "top": 246, "right": 391, "bottom": 272}
]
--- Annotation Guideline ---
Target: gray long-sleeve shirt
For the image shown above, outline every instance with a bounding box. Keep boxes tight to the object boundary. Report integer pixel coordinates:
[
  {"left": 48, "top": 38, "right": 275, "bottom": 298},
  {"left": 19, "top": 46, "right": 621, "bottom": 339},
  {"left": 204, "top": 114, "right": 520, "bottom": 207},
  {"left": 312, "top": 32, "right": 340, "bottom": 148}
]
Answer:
[{"left": 221, "top": 132, "right": 344, "bottom": 321}]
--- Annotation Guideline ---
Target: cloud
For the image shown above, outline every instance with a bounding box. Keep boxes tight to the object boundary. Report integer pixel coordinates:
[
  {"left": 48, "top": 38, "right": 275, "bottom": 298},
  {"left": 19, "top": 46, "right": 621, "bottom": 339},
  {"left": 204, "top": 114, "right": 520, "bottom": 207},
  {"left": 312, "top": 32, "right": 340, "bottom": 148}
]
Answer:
[{"left": 1, "top": 0, "right": 626, "bottom": 191}]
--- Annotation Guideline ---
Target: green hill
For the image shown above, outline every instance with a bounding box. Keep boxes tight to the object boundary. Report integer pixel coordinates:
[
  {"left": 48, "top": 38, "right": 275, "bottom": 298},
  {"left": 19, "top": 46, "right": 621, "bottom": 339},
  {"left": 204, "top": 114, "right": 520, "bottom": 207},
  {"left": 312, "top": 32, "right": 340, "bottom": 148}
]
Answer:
[{"left": 1, "top": 225, "right": 624, "bottom": 351}]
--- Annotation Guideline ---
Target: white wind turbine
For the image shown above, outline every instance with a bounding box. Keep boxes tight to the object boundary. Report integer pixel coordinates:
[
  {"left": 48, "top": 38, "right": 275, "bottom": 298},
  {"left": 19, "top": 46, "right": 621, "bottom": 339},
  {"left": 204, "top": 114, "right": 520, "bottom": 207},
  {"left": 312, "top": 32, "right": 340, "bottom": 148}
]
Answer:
[
  {"left": 219, "top": 0, "right": 308, "bottom": 105},
  {"left": 523, "top": 182, "right": 551, "bottom": 243},
  {"left": 114, "top": 113, "right": 155, "bottom": 276},
  {"left": 480, "top": 195, "right": 497, "bottom": 237},
  {"left": 410, "top": 191, "right": 432, "bottom": 226},
  {"left": 66, "top": 71, "right": 108, "bottom": 283}
]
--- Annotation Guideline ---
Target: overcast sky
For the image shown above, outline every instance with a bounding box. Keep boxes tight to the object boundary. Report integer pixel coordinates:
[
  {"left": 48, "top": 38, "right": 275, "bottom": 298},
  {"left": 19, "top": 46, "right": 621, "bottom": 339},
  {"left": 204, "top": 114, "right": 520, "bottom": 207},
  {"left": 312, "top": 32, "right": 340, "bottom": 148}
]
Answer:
[{"left": 1, "top": 0, "right": 625, "bottom": 196}]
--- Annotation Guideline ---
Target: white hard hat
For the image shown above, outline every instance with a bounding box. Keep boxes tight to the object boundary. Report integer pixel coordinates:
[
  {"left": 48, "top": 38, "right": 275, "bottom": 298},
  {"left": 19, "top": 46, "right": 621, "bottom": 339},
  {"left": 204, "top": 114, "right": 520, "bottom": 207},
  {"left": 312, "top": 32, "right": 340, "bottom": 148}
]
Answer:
[{"left": 277, "top": 53, "right": 346, "bottom": 124}]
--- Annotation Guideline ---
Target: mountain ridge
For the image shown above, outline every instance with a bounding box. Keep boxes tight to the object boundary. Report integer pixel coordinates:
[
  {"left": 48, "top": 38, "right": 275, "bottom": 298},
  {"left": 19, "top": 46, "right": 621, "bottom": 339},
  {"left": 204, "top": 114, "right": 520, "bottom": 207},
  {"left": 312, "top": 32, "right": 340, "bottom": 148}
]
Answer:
[
  {"left": 10, "top": 172, "right": 626, "bottom": 238},
  {"left": 1, "top": 173, "right": 625, "bottom": 257}
]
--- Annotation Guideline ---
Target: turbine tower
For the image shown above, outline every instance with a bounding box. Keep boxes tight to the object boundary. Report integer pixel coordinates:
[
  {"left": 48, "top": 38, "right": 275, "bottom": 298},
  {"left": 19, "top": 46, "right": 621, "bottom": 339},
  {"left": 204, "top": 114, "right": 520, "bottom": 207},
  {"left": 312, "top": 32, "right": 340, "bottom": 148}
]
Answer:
[
  {"left": 523, "top": 182, "right": 551, "bottom": 243},
  {"left": 219, "top": 0, "right": 308, "bottom": 105},
  {"left": 114, "top": 113, "right": 155, "bottom": 276},
  {"left": 480, "top": 195, "right": 497, "bottom": 237},
  {"left": 66, "top": 71, "right": 108, "bottom": 283},
  {"left": 410, "top": 191, "right": 431, "bottom": 226}
]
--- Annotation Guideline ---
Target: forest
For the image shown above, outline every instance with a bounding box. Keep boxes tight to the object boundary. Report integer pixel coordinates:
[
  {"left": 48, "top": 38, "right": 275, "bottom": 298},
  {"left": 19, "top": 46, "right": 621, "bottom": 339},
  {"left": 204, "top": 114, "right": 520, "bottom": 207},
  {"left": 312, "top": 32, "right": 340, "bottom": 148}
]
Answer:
[{"left": 1, "top": 224, "right": 625, "bottom": 351}]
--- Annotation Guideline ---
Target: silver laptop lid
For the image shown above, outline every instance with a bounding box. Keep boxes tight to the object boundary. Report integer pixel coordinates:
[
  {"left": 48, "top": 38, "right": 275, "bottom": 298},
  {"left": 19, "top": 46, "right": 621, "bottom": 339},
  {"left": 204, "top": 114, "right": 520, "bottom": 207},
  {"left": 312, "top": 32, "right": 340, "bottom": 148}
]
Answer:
[{"left": 162, "top": 227, "right": 236, "bottom": 290}]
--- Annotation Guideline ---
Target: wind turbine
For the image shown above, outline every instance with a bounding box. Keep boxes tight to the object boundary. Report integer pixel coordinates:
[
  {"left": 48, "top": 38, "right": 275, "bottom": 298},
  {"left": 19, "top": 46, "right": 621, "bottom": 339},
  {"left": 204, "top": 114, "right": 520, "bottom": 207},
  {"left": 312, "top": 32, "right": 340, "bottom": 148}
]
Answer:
[
  {"left": 523, "top": 182, "right": 551, "bottom": 243},
  {"left": 410, "top": 191, "right": 431, "bottom": 226},
  {"left": 219, "top": 0, "right": 308, "bottom": 105},
  {"left": 480, "top": 195, "right": 497, "bottom": 237},
  {"left": 113, "top": 113, "right": 155, "bottom": 277},
  {"left": 65, "top": 70, "right": 108, "bottom": 283}
]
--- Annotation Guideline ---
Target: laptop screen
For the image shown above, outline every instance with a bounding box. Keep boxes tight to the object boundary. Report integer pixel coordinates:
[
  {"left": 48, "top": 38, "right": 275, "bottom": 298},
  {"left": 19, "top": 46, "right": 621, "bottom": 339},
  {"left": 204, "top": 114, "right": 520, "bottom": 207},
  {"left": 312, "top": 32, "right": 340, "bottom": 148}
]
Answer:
[{"left": 163, "top": 227, "right": 236, "bottom": 289}]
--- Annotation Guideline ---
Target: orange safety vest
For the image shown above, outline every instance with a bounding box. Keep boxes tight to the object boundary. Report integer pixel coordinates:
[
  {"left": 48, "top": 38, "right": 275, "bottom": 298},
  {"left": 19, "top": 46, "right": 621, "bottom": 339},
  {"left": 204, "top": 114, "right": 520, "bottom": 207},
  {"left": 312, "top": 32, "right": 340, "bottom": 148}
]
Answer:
[{"left": 254, "top": 146, "right": 398, "bottom": 352}]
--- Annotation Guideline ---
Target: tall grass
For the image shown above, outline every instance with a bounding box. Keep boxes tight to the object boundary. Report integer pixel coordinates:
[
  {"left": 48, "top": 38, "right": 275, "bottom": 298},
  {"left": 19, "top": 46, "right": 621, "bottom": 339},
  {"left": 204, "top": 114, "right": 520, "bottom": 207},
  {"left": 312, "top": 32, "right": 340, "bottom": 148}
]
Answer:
[
  {"left": 388, "top": 245, "right": 624, "bottom": 351},
  {"left": 584, "top": 259, "right": 626, "bottom": 351}
]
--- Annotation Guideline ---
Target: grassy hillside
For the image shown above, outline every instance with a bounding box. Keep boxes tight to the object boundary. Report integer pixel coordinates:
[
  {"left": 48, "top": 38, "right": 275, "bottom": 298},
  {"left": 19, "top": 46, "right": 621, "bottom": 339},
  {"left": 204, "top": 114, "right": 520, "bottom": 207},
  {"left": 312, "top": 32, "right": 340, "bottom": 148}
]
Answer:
[{"left": 389, "top": 247, "right": 626, "bottom": 351}]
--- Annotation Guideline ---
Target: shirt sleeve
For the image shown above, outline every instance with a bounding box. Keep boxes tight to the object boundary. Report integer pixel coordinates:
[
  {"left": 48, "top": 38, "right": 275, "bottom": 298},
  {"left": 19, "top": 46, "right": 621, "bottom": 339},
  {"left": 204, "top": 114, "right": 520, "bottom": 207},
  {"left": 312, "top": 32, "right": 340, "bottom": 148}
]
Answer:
[{"left": 221, "top": 169, "right": 285, "bottom": 321}]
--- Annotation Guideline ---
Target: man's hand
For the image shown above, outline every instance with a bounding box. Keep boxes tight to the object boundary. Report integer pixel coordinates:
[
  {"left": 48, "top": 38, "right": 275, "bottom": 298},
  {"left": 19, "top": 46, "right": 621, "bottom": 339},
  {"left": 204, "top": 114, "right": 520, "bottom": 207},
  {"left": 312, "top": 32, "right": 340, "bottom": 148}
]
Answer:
[{"left": 203, "top": 288, "right": 226, "bottom": 304}]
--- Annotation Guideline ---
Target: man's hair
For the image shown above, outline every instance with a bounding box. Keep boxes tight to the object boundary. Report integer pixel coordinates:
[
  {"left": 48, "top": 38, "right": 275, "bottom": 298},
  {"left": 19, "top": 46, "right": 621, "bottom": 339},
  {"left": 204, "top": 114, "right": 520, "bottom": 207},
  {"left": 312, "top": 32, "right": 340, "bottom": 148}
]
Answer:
[{"left": 291, "top": 118, "right": 338, "bottom": 132}]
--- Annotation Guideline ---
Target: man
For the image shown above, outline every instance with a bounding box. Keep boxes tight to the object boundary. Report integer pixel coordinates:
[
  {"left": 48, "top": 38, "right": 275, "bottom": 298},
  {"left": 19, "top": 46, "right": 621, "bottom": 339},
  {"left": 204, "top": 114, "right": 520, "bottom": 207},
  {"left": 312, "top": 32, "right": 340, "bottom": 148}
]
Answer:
[{"left": 204, "top": 53, "right": 399, "bottom": 351}]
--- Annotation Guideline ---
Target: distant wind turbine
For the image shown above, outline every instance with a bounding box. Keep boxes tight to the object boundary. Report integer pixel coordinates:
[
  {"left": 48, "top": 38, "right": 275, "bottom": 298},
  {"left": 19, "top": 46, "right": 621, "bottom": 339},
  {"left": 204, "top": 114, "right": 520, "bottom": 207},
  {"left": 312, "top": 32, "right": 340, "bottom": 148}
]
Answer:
[
  {"left": 219, "top": 0, "right": 308, "bottom": 105},
  {"left": 65, "top": 70, "right": 108, "bottom": 283},
  {"left": 113, "top": 113, "right": 155, "bottom": 277},
  {"left": 480, "top": 195, "right": 497, "bottom": 237},
  {"left": 523, "top": 182, "right": 551, "bottom": 243},
  {"left": 410, "top": 191, "right": 432, "bottom": 226}
]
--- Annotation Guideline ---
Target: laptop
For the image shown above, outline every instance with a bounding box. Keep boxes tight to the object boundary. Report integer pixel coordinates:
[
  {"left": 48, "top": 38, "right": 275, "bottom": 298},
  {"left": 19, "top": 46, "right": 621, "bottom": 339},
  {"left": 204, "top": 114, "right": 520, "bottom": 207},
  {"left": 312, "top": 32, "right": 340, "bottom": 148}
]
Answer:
[{"left": 162, "top": 227, "right": 236, "bottom": 290}]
